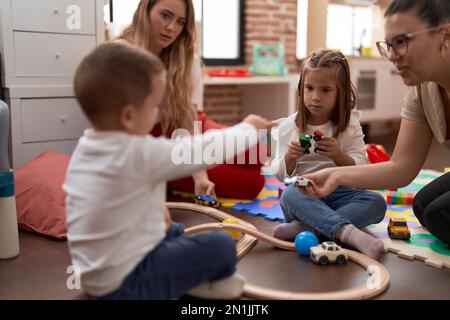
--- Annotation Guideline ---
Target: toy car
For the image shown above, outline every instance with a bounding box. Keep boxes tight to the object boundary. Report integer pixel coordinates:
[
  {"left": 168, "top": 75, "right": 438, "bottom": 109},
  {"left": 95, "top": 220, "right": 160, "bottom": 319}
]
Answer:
[
  {"left": 387, "top": 217, "right": 410, "bottom": 240},
  {"left": 313, "top": 130, "right": 325, "bottom": 153},
  {"left": 299, "top": 133, "right": 312, "bottom": 154},
  {"left": 313, "top": 130, "right": 325, "bottom": 142},
  {"left": 310, "top": 241, "right": 348, "bottom": 265},
  {"left": 194, "top": 194, "right": 219, "bottom": 208},
  {"left": 284, "top": 176, "right": 311, "bottom": 187}
]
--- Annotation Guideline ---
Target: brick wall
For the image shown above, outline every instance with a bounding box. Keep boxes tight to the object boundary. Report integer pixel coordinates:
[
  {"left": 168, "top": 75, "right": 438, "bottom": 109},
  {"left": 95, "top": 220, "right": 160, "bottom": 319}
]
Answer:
[
  {"left": 245, "top": 0, "right": 298, "bottom": 73},
  {"left": 204, "top": 0, "right": 298, "bottom": 125},
  {"left": 203, "top": 85, "right": 242, "bottom": 126}
]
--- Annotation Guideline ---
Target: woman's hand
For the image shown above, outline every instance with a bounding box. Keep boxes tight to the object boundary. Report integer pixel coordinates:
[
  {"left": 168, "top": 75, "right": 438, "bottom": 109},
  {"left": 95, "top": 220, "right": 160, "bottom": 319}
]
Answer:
[
  {"left": 194, "top": 177, "right": 217, "bottom": 199},
  {"left": 302, "top": 168, "right": 340, "bottom": 198},
  {"left": 164, "top": 206, "right": 172, "bottom": 230},
  {"left": 193, "top": 170, "right": 216, "bottom": 198}
]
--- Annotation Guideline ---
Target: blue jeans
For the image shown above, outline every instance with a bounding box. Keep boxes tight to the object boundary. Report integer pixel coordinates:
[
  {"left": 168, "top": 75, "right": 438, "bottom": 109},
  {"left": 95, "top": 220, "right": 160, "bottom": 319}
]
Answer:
[
  {"left": 96, "top": 222, "right": 236, "bottom": 299},
  {"left": 280, "top": 185, "right": 386, "bottom": 239}
]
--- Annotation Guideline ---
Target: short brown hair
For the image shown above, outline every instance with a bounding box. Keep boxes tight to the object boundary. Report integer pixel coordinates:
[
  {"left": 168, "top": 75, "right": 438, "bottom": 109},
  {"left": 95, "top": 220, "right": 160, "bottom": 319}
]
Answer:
[
  {"left": 74, "top": 42, "right": 165, "bottom": 127},
  {"left": 296, "top": 49, "right": 356, "bottom": 138}
]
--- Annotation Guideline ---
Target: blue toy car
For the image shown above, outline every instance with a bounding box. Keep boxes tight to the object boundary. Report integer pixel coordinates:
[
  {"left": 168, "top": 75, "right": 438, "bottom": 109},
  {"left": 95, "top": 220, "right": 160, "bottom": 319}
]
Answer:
[{"left": 194, "top": 194, "right": 219, "bottom": 208}]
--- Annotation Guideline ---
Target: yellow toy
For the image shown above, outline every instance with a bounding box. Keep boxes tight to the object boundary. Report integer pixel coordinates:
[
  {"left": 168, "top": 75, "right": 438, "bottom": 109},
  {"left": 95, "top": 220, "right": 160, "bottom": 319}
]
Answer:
[
  {"left": 222, "top": 219, "right": 242, "bottom": 240},
  {"left": 387, "top": 217, "right": 411, "bottom": 240}
]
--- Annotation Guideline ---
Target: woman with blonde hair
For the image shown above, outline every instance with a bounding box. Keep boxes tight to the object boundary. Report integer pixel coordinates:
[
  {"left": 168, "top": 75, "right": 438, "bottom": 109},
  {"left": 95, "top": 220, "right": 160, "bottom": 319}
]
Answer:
[{"left": 119, "top": 0, "right": 265, "bottom": 199}]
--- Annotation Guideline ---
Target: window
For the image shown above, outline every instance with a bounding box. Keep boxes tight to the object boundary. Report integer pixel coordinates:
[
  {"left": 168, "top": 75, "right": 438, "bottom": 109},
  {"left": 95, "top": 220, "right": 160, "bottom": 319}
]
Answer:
[
  {"left": 201, "top": 0, "right": 244, "bottom": 65},
  {"left": 327, "top": 4, "right": 373, "bottom": 56},
  {"left": 107, "top": 0, "right": 244, "bottom": 66},
  {"left": 296, "top": 0, "right": 308, "bottom": 60},
  {"left": 107, "top": 0, "right": 140, "bottom": 36}
]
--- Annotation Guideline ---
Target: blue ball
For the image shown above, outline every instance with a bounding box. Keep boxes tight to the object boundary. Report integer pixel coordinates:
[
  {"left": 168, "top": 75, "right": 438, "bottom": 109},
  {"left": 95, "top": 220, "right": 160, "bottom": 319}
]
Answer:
[{"left": 295, "top": 231, "right": 319, "bottom": 256}]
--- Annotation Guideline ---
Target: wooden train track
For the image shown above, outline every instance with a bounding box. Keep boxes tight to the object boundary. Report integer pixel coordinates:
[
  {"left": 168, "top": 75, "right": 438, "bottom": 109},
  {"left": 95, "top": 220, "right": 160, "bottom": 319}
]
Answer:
[{"left": 166, "top": 202, "right": 390, "bottom": 300}]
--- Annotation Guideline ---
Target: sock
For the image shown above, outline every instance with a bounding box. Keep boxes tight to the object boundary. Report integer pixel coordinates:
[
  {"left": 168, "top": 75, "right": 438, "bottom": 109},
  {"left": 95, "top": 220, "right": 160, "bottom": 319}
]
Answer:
[
  {"left": 339, "top": 224, "right": 384, "bottom": 260},
  {"left": 272, "top": 221, "right": 318, "bottom": 240},
  {"left": 187, "top": 273, "right": 245, "bottom": 299}
]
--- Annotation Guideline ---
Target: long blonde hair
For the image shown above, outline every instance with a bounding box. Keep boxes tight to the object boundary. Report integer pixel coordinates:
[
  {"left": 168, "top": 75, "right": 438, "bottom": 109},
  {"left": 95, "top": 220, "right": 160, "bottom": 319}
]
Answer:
[
  {"left": 119, "top": 0, "right": 197, "bottom": 134},
  {"left": 295, "top": 49, "right": 356, "bottom": 138}
]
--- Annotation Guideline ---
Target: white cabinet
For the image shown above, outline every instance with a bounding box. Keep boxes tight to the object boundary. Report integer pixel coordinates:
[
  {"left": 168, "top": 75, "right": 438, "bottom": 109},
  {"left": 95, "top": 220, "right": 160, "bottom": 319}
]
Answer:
[
  {"left": 0, "top": 0, "right": 104, "bottom": 168},
  {"left": 350, "top": 58, "right": 407, "bottom": 123}
]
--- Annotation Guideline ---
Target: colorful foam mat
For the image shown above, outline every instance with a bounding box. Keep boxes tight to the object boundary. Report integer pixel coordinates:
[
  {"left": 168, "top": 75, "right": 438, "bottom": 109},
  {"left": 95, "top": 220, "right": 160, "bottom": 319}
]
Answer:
[{"left": 233, "top": 169, "right": 450, "bottom": 269}]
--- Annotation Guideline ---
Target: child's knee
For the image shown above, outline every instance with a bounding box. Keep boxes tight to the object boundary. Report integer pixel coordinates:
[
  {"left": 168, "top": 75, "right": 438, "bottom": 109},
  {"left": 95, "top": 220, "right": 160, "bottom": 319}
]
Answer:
[
  {"left": 369, "top": 192, "right": 387, "bottom": 222},
  {"left": 280, "top": 185, "right": 305, "bottom": 207}
]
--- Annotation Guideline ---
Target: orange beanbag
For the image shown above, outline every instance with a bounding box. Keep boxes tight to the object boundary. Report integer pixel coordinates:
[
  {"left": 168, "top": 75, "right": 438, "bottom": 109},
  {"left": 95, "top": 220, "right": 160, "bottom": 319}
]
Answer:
[{"left": 14, "top": 151, "right": 70, "bottom": 239}]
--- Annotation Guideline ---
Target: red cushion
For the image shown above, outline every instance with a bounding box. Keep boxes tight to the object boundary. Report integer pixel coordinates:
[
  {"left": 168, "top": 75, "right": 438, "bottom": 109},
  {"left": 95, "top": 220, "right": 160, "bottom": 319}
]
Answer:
[{"left": 14, "top": 151, "right": 70, "bottom": 239}]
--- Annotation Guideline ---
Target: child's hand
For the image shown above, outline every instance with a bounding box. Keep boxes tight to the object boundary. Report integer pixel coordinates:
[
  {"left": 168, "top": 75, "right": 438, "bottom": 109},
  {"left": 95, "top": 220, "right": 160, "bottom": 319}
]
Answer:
[
  {"left": 164, "top": 206, "right": 172, "bottom": 230},
  {"left": 314, "top": 136, "right": 344, "bottom": 160},
  {"left": 285, "top": 140, "right": 305, "bottom": 161},
  {"left": 194, "top": 178, "right": 217, "bottom": 200},
  {"left": 243, "top": 114, "right": 276, "bottom": 130}
]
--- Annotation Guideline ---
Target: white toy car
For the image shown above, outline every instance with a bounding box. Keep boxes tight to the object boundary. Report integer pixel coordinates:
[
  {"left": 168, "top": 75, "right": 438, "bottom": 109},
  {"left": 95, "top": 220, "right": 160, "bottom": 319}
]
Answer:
[
  {"left": 310, "top": 241, "right": 348, "bottom": 265},
  {"left": 283, "top": 176, "right": 311, "bottom": 187}
]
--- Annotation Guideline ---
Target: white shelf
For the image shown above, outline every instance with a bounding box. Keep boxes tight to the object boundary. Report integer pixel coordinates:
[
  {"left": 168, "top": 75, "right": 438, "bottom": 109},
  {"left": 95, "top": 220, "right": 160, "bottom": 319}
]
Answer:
[{"left": 203, "top": 75, "right": 298, "bottom": 86}]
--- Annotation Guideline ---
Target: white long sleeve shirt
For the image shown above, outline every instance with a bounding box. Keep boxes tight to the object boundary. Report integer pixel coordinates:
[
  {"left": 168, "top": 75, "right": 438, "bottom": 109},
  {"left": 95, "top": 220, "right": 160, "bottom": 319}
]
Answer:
[
  {"left": 63, "top": 123, "right": 257, "bottom": 296},
  {"left": 270, "top": 110, "right": 368, "bottom": 181}
]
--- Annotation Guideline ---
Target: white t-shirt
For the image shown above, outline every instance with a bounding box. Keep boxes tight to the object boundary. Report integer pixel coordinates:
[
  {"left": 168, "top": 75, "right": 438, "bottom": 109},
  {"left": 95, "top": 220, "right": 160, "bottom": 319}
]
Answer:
[
  {"left": 63, "top": 123, "right": 256, "bottom": 296},
  {"left": 270, "top": 110, "right": 368, "bottom": 181}
]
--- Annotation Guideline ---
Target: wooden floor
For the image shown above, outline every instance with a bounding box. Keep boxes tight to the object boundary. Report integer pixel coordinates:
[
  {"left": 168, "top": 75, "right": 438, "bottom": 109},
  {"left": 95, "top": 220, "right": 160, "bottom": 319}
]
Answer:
[{"left": 1, "top": 132, "right": 449, "bottom": 300}]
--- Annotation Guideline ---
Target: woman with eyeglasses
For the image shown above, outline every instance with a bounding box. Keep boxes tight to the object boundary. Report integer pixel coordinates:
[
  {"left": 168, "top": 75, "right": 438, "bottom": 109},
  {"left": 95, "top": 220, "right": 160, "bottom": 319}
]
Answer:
[{"left": 302, "top": 0, "right": 450, "bottom": 245}]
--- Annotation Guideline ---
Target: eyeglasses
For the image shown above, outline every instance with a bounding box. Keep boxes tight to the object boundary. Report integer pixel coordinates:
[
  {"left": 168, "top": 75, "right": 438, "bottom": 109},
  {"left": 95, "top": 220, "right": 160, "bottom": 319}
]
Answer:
[{"left": 376, "top": 26, "right": 444, "bottom": 59}]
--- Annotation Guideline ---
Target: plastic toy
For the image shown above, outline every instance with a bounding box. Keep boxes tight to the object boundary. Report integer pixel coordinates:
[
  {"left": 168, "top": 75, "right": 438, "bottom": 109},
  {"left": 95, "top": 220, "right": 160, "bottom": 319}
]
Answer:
[
  {"left": 167, "top": 202, "right": 390, "bottom": 299},
  {"left": 194, "top": 194, "right": 219, "bottom": 208},
  {"left": 0, "top": 100, "right": 20, "bottom": 259},
  {"left": 310, "top": 241, "right": 348, "bottom": 265},
  {"left": 365, "top": 144, "right": 390, "bottom": 164},
  {"left": 283, "top": 176, "right": 311, "bottom": 187},
  {"left": 295, "top": 231, "right": 319, "bottom": 256},
  {"left": 299, "top": 133, "right": 312, "bottom": 154},
  {"left": 208, "top": 69, "right": 251, "bottom": 78},
  {"left": 313, "top": 130, "right": 324, "bottom": 142},
  {"left": 386, "top": 191, "right": 414, "bottom": 205},
  {"left": 387, "top": 217, "right": 411, "bottom": 240},
  {"left": 251, "top": 43, "right": 287, "bottom": 76},
  {"left": 222, "top": 219, "right": 241, "bottom": 240},
  {"left": 312, "top": 130, "right": 325, "bottom": 153}
]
